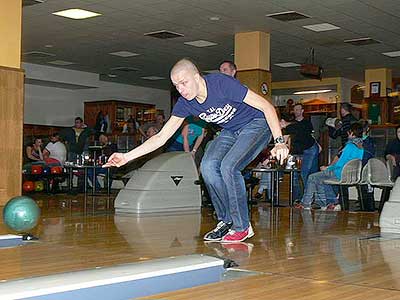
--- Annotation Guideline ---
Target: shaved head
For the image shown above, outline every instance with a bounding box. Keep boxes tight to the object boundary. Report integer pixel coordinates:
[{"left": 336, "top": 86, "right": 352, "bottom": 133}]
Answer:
[
  {"left": 171, "top": 58, "right": 204, "bottom": 100},
  {"left": 171, "top": 58, "right": 200, "bottom": 77}
]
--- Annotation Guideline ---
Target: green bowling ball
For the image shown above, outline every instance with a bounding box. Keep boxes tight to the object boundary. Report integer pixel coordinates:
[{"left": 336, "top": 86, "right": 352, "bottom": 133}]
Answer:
[
  {"left": 3, "top": 196, "right": 40, "bottom": 232},
  {"left": 34, "top": 181, "right": 44, "bottom": 192}
]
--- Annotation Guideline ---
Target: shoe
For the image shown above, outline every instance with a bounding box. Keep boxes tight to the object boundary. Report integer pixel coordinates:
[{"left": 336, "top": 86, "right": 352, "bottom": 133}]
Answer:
[
  {"left": 204, "top": 221, "right": 232, "bottom": 241},
  {"left": 254, "top": 192, "right": 263, "bottom": 200},
  {"left": 221, "top": 224, "right": 254, "bottom": 243},
  {"left": 221, "top": 242, "right": 254, "bottom": 257},
  {"left": 311, "top": 202, "right": 321, "bottom": 210},
  {"left": 321, "top": 204, "right": 341, "bottom": 211}
]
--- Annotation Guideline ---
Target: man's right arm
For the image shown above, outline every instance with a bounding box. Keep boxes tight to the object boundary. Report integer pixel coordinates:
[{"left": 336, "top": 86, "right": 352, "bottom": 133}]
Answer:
[{"left": 104, "top": 116, "right": 185, "bottom": 167}]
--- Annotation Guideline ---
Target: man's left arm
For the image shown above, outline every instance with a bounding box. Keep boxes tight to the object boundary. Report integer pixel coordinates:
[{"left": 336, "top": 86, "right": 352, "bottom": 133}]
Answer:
[{"left": 243, "top": 90, "right": 289, "bottom": 163}]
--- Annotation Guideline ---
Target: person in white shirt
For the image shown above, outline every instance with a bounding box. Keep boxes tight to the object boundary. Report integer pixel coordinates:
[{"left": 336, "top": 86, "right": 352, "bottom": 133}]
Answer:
[{"left": 45, "top": 133, "right": 67, "bottom": 165}]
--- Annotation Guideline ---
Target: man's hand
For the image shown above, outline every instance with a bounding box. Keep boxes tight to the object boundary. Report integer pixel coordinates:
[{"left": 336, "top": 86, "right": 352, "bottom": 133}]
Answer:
[
  {"left": 320, "top": 165, "right": 328, "bottom": 171},
  {"left": 103, "top": 153, "right": 128, "bottom": 168},
  {"left": 270, "top": 143, "right": 289, "bottom": 165}
]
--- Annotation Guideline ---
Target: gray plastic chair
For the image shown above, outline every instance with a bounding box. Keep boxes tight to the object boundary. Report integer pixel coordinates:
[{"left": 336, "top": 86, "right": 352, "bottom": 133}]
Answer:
[
  {"left": 386, "top": 159, "right": 394, "bottom": 182},
  {"left": 364, "top": 158, "right": 394, "bottom": 212},
  {"left": 324, "top": 159, "right": 362, "bottom": 211}
]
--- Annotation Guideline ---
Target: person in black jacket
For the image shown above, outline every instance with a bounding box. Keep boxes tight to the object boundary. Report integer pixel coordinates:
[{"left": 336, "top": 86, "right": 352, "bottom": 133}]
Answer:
[
  {"left": 329, "top": 103, "right": 358, "bottom": 146},
  {"left": 60, "top": 117, "right": 92, "bottom": 161}
]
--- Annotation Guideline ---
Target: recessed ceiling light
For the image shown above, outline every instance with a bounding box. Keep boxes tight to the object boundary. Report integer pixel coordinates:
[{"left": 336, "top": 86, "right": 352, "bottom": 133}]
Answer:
[
  {"left": 209, "top": 16, "right": 220, "bottom": 21},
  {"left": 141, "top": 76, "right": 165, "bottom": 81},
  {"left": 346, "top": 57, "right": 355, "bottom": 60},
  {"left": 274, "top": 62, "right": 301, "bottom": 68},
  {"left": 184, "top": 40, "right": 218, "bottom": 47},
  {"left": 44, "top": 44, "right": 53, "bottom": 48},
  {"left": 48, "top": 60, "right": 75, "bottom": 66},
  {"left": 204, "top": 69, "right": 220, "bottom": 73},
  {"left": 294, "top": 89, "right": 332, "bottom": 95},
  {"left": 23, "top": 51, "right": 55, "bottom": 58},
  {"left": 109, "top": 51, "right": 140, "bottom": 57},
  {"left": 302, "top": 23, "right": 340, "bottom": 32},
  {"left": 110, "top": 66, "right": 140, "bottom": 72},
  {"left": 266, "top": 11, "right": 310, "bottom": 22},
  {"left": 144, "top": 30, "right": 184, "bottom": 39},
  {"left": 344, "top": 37, "right": 380, "bottom": 46},
  {"left": 52, "top": 9, "right": 101, "bottom": 20},
  {"left": 382, "top": 51, "right": 400, "bottom": 57}
]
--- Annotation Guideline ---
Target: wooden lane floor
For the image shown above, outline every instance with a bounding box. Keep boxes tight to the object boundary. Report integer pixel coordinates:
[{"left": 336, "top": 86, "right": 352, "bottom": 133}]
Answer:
[{"left": 1, "top": 194, "right": 400, "bottom": 299}]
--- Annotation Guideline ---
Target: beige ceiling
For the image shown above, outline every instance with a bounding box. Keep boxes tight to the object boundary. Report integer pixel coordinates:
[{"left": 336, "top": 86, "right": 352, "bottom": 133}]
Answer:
[{"left": 22, "top": 0, "right": 400, "bottom": 90}]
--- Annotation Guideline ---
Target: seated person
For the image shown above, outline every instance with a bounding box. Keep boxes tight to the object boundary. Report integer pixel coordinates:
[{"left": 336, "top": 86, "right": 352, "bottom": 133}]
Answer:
[
  {"left": 44, "top": 133, "right": 67, "bottom": 166},
  {"left": 167, "top": 116, "right": 206, "bottom": 155},
  {"left": 297, "top": 123, "right": 364, "bottom": 210},
  {"left": 87, "top": 134, "right": 117, "bottom": 190},
  {"left": 138, "top": 114, "right": 166, "bottom": 143},
  {"left": 385, "top": 125, "right": 400, "bottom": 180},
  {"left": 26, "top": 137, "right": 47, "bottom": 162},
  {"left": 146, "top": 126, "right": 159, "bottom": 139}
]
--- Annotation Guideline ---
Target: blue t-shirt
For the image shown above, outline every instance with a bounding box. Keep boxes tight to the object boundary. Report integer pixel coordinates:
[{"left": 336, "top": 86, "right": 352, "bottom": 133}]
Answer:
[
  {"left": 327, "top": 142, "right": 364, "bottom": 179},
  {"left": 176, "top": 118, "right": 206, "bottom": 145},
  {"left": 172, "top": 73, "right": 264, "bottom": 131}
]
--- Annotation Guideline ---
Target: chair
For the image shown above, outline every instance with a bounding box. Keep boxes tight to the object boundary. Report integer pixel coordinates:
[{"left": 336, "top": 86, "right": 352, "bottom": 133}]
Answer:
[
  {"left": 324, "top": 159, "right": 362, "bottom": 211},
  {"left": 386, "top": 159, "right": 394, "bottom": 182},
  {"left": 363, "top": 158, "right": 394, "bottom": 212}
]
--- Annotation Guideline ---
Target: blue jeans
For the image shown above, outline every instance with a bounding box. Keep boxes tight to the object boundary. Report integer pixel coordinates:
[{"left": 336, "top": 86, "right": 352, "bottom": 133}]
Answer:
[
  {"left": 87, "top": 167, "right": 110, "bottom": 189},
  {"left": 166, "top": 140, "right": 185, "bottom": 152},
  {"left": 292, "top": 142, "right": 320, "bottom": 200},
  {"left": 200, "top": 118, "right": 271, "bottom": 231},
  {"left": 301, "top": 169, "right": 337, "bottom": 207},
  {"left": 258, "top": 172, "right": 272, "bottom": 199}
]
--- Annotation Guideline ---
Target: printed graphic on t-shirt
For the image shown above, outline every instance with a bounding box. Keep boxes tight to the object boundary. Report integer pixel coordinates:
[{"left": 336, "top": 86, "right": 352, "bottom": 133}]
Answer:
[{"left": 198, "top": 104, "right": 237, "bottom": 124}]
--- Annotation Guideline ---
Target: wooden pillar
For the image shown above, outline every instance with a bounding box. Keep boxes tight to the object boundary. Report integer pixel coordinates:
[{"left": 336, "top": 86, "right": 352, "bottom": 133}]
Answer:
[
  {"left": 234, "top": 31, "right": 271, "bottom": 99},
  {"left": 0, "top": 0, "right": 24, "bottom": 205}
]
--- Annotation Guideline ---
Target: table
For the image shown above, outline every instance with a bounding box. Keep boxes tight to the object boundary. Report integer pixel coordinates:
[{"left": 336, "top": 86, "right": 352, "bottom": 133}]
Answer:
[
  {"left": 65, "top": 164, "right": 111, "bottom": 196},
  {"left": 251, "top": 167, "right": 301, "bottom": 207}
]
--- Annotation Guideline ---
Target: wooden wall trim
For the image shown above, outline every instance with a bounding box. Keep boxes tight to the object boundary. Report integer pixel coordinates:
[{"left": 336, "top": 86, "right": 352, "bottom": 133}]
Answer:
[
  {"left": 0, "top": 65, "right": 24, "bottom": 73},
  {"left": 0, "top": 67, "right": 24, "bottom": 205}
]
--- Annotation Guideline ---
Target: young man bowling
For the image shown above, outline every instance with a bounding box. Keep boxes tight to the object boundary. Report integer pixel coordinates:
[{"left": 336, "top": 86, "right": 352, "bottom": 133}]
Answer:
[{"left": 104, "top": 58, "right": 288, "bottom": 242}]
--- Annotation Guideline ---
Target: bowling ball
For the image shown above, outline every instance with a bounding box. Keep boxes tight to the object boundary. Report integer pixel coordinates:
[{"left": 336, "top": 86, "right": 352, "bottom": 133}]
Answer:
[
  {"left": 31, "top": 165, "right": 43, "bottom": 175},
  {"left": 50, "top": 166, "right": 63, "bottom": 174},
  {"left": 23, "top": 181, "right": 35, "bottom": 192},
  {"left": 34, "top": 181, "right": 44, "bottom": 192},
  {"left": 42, "top": 167, "right": 51, "bottom": 175},
  {"left": 3, "top": 196, "right": 40, "bottom": 232}
]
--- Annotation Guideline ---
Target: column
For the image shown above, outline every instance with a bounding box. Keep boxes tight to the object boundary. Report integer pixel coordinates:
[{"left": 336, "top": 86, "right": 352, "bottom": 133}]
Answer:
[
  {"left": 0, "top": 0, "right": 24, "bottom": 205},
  {"left": 234, "top": 31, "right": 271, "bottom": 99}
]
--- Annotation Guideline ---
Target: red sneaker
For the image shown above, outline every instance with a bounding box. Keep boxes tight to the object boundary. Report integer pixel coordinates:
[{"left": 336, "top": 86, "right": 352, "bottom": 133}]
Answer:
[
  {"left": 221, "top": 225, "right": 254, "bottom": 243},
  {"left": 221, "top": 242, "right": 254, "bottom": 257}
]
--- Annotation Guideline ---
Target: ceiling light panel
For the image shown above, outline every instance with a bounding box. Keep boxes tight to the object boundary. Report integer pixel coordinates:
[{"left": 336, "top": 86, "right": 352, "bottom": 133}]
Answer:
[
  {"left": 52, "top": 9, "right": 102, "bottom": 20},
  {"left": 344, "top": 37, "right": 380, "bottom": 46},
  {"left": 48, "top": 60, "right": 75, "bottom": 66},
  {"left": 23, "top": 51, "right": 55, "bottom": 58},
  {"left": 109, "top": 51, "right": 140, "bottom": 57},
  {"left": 302, "top": 23, "right": 340, "bottom": 32},
  {"left": 184, "top": 40, "right": 218, "bottom": 47},
  {"left": 266, "top": 11, "right": 310, "bottom": 22},
  {"left": 144, "top": 30, "right": 184, "bottom": 39},
  {"left": 274, "top": 62, "right": 301, "bottom": 68},
  {"left": 141, "top": 76, "right": 165, "bottom": 80},
  {"left": 204, "top": 69, "right": 220, "bottom": 73},
  {"left": 382, "top": 51, "right": 400, "bottom": 57}
]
